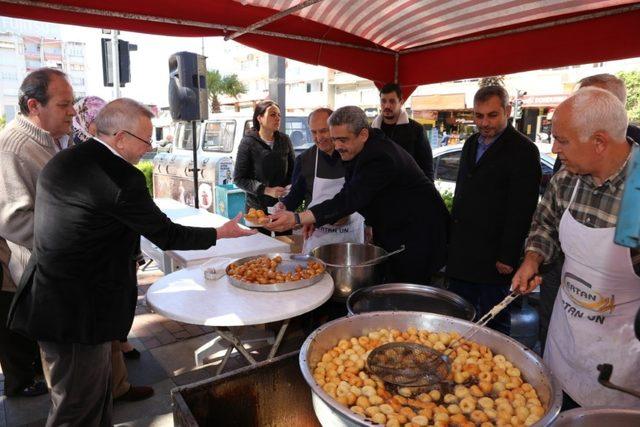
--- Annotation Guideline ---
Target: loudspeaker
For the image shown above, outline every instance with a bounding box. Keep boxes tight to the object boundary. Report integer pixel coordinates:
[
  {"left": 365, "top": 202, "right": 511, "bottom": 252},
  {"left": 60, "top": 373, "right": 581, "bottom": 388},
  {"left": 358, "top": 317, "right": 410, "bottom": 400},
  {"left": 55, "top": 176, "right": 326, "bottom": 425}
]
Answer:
[{"left": 168, "top": 52, "right": 208, "bottom": 121}]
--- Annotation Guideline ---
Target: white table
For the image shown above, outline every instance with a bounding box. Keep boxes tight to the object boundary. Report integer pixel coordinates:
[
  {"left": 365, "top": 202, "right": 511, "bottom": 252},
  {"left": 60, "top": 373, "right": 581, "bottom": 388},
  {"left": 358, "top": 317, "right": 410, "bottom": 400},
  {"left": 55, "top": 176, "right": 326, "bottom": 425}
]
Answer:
[
  {"left": 146, "top": 265, "right": 333, "bottom": 372},
  {"left": 140, "top": 198, "right": 289, "bottom": 272}
]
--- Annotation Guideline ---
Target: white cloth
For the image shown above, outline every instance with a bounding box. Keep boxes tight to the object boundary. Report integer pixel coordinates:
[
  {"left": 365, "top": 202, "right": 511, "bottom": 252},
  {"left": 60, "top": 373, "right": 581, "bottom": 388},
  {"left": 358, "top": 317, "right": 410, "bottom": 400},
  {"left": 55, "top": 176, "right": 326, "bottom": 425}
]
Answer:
[
  {"left": 303, "top": 148, "right": 364, "bottom": 253},
  {"left": 544, "top": 180, "right": 640, "bottom": 408}
]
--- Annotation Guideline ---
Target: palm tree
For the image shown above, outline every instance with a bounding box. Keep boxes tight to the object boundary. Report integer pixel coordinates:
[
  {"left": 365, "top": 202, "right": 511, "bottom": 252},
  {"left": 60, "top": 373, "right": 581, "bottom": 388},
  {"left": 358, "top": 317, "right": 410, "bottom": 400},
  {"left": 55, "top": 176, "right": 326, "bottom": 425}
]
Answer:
[
  {"left": 479, "top": 75, "right": 505, "bottom": 88},
  {"left": 206, "top": 70, "right": 247, "bottom": 113}
]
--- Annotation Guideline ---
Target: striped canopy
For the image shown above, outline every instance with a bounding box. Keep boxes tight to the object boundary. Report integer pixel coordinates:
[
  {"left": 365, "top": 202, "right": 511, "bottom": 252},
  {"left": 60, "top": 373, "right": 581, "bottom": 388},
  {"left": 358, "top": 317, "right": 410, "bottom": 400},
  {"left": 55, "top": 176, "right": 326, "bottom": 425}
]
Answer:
[{"left": 1, "top": 0, "right": 639, "bottom": 90}]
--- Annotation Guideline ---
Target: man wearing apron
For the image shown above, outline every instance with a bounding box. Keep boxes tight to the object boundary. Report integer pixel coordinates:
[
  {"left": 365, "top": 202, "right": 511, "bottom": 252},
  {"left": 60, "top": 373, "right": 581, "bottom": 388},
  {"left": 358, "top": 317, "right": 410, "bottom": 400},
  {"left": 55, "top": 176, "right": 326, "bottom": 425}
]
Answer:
[
  {"left": 513, "top": 87, "right": 640, "bottom": 408},
  {"left": 281, "top": 108, "right": 364, "bottom": 252}
]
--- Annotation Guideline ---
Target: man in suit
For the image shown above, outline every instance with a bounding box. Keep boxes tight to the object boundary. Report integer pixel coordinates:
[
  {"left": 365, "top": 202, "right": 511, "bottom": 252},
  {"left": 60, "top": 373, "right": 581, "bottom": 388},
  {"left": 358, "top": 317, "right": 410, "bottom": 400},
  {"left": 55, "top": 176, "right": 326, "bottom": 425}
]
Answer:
[
  {"left": 267, "top": 106, "right": 449, "bottom": 285},
  {"left": 8, "top": 98, "right": 255, "bottom": 426},
  {"left": 371, "top": 83, "right": 434, "bottom": 181},
  {"left": 446, "top": 86, "right": 541, "bottom": 335}
]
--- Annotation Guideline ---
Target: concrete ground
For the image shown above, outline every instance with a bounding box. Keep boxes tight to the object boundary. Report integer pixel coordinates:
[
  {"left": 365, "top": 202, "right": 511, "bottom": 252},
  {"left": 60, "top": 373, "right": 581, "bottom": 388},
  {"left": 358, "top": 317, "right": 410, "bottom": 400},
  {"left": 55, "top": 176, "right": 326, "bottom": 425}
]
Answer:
[{"left": 0, "top": 263, "right": 307, "bottom": 427}]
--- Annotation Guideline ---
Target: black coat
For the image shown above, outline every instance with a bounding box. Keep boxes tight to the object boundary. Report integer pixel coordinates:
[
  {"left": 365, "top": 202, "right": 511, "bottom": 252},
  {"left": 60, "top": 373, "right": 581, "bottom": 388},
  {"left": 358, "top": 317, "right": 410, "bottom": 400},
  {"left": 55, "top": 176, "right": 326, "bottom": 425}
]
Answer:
[
  {"left": 380, "top": 118, "right": 434, "bottom": 181},
  {"left": 310, "top": 129, "right": 449, "bottom": 284},
  {"left": 447, "top": 124, "right": 541, "bottom": 285},
  {"left": 8, "top": 140, "right": 217, "bottom": 344},
  {"left": 233, "top": 130, "right": 295, "bottom": 211}
]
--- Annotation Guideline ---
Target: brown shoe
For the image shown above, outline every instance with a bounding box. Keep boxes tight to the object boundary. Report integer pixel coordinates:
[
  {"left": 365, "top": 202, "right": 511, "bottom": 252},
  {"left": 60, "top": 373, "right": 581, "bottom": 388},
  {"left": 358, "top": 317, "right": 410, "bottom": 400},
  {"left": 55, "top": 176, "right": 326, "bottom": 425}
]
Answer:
[{"left": 114, "top": 385, "right": 154, "bottom": 402}]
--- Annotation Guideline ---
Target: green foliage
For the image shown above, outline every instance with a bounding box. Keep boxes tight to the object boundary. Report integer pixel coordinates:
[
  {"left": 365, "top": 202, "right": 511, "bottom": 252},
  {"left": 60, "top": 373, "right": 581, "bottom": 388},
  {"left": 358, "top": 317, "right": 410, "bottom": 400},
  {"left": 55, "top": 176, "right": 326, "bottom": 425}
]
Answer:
[
  {"left": 479, "top": 76, "right": 505, "bottom": 88},
  {"left": 0, "top": 115, "right": 6, "bottom": 130},
  {"left": 135, "top": 161, "right": 154, "bottom": 196},
  {"left": 440, "top": 190, "right": 454, "bottom": 213},
  {"left": 206, "top": 70, "right": 247, "bottom": 113},
  {"left": 617, "top": 70, "right": 640, "bottom": 123}
]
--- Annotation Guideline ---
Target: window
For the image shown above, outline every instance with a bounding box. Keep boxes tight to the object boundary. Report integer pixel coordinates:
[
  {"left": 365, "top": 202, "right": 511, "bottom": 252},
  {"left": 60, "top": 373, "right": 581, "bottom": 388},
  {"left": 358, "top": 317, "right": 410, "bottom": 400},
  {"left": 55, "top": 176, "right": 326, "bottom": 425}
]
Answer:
[
  {"left": 178, "top": 122, "right": 201, "bottom": 151},
  {"left": 285, "top": 118, "right": 312, "bottom": 149},
  {"left": 435, "top": 151, "right": 461, "bottom": 182},
  {"left": 203, "top": 121, "right": 236, "bottom": 152},
  {"left": 243, "top": 120, "right": 252, "bottom": 135}
]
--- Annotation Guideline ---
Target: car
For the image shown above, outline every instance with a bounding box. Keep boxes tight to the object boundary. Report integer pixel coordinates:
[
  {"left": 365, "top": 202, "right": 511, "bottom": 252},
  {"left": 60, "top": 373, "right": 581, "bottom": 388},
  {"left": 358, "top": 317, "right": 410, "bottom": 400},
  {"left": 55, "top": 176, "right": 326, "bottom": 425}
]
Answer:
[{"left": 432, "top": 143, "right": 555, "bottom": 197}]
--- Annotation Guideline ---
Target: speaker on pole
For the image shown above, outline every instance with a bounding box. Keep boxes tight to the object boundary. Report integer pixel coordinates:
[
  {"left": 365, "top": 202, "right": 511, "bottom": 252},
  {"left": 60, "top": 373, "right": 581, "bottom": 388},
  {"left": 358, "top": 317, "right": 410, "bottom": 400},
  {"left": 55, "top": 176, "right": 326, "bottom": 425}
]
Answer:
[{"left": 168, "top": 52, "right": 208, "bottom": 121}]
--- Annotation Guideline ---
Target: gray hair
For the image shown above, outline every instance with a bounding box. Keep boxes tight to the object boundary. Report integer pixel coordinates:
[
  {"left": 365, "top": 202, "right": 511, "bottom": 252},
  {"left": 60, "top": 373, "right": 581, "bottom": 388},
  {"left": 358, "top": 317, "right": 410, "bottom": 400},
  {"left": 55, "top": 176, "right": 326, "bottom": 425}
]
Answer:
[
  {"left": 562, "top": 87, "right": 628, "bottom": 143},
  {"left": 576, "top": 73, "right": 626, "bottom": 105},
  {"left": 328, "top": 106, "right": 369, "bottom": 134},
  {"left": 474, "top": 85, "right": 510, "bottom": 109},
  {"left": 308, "top": 107, "right": 333, "bottom": 124},
  {"left": 95, "top": 98, "right": 154, "bottom": 136}
]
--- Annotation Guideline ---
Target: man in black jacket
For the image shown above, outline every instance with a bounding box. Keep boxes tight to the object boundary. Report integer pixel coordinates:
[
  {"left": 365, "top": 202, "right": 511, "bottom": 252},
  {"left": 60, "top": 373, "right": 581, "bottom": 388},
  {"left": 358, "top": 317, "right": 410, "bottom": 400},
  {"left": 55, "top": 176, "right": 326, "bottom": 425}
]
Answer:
[
  {"left": 372, "top": 83, "right": 434, "bottom": 181},
  {"left": 446, "top": 86, "right": 541, "bottom": 335},
  {"left": 267, "top": 106, "right": 449, "bottom": 284},
  {"left": 8, "top": 98, "right": 255, "bottom": 426}
]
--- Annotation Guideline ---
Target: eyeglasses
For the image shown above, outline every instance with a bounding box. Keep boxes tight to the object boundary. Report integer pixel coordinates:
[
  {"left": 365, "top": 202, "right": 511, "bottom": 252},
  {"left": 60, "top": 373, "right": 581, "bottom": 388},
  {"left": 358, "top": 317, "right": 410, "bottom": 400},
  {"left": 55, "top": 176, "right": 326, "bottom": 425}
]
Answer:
[{"left": 115, "top": 130, "right": 152, "bottom": 147}]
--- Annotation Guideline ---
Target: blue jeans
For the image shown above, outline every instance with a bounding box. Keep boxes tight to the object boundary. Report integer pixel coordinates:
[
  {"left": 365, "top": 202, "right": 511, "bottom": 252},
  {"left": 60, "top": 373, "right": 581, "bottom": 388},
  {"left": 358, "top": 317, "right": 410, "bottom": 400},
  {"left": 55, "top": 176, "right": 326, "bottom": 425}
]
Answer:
[{"left": 447, "top": 278, "right": 511, "bottom": 336}]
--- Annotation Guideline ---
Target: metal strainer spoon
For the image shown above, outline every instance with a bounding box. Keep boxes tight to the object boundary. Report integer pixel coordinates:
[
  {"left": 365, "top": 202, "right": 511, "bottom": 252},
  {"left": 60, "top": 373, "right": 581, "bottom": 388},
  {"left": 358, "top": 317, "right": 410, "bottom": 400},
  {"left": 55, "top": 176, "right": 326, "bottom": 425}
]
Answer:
[{"left": 366, "top": 291, "right": 520, "bottom": 387}]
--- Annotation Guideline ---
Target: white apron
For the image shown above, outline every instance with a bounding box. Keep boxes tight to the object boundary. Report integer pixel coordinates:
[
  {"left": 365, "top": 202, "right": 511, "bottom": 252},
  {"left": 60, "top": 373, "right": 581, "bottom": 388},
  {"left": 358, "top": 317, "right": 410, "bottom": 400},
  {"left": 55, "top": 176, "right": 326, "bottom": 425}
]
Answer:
[
  {"left": 544, "top": 180, "right": 640, "bottom": 407},
  {"left": 303, "top": 148, "right": 364, "bottom": 253}
]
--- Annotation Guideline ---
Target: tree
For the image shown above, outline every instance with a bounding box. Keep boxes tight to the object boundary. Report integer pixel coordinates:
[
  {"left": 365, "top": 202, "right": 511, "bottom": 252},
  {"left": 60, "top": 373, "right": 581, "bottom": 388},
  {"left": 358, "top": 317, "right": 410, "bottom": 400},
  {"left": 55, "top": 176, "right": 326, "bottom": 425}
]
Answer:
[
  {"left": 617, "top": 70, "right": 640, "bottom": 123},
  {"left": 206, "top": 70, "right": 247, "bottom": 113},
  {"left": 0, "top": 115, "right": 5, "bottom": 130},
  {"left": 479, "top": 75, "right": 505, "bottom": 88}
]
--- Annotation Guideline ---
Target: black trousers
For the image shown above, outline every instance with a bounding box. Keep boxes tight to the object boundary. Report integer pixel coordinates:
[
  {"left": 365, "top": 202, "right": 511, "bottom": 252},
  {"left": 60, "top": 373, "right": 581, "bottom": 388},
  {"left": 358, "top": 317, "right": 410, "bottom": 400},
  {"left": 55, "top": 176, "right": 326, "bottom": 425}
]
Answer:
[
  {"left": 447, "top": 278, "right": 511, "bottom": 335},
  {"left": 539, "top": 257, "right": 563, "bottom": 354},
  {"left": 0, "top": 290, "right": 41, "bottom": 396}
]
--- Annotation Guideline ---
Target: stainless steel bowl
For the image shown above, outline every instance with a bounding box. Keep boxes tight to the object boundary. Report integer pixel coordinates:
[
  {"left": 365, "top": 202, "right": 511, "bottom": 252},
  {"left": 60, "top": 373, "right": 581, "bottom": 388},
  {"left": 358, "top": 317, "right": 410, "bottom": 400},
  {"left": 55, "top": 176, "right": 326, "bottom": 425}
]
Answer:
[
  {"left": 309, "top": 243, "right": 388, "bottom": 301},
  {"left": 347, "top": 283, "right": 476, "bottom": 320},
  {"left": 299, "top": 311, "right": 562, "bottom": 427},
  {"left": 552, "top": 407, "right": 640, "bottom": 426}
]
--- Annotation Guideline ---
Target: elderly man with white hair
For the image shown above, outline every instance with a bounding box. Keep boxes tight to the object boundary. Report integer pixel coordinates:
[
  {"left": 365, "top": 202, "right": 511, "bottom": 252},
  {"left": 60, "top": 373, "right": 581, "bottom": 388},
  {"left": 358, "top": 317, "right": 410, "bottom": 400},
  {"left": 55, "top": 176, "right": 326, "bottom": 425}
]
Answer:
[{"left": 512, "top": 87, "right": 640, "bottom": 409}]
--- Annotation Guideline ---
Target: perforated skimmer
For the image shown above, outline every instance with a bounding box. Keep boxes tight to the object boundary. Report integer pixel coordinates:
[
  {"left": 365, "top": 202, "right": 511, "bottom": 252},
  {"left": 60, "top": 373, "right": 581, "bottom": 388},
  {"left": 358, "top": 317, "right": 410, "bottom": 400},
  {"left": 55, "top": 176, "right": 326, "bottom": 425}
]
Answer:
[{"left": 366, "top": 291, "right": 520, "bottom": 387}]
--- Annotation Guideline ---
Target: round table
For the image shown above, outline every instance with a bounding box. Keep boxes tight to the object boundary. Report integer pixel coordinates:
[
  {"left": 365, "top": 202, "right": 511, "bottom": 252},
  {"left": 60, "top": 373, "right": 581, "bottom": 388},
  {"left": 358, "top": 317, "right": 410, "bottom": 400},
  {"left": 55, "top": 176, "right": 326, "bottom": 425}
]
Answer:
[{"left": 146, "top": 266, "right": 333, "bottom": 371}]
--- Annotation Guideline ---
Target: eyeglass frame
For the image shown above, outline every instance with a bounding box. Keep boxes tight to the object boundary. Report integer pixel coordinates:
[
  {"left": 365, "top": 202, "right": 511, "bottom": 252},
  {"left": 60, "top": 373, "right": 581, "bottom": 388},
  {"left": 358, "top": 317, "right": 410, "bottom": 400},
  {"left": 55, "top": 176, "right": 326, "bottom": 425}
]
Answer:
[{"left": 114, "top": 130, "right": 153, "bottom": 147}]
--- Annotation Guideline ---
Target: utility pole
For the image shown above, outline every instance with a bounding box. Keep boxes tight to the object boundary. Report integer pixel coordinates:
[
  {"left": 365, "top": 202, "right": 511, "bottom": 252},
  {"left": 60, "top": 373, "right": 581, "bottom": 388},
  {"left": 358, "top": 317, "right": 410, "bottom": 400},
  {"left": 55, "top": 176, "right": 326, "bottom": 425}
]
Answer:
[{"left": 111, "top": 30, "right": 120, "bottom": 98}]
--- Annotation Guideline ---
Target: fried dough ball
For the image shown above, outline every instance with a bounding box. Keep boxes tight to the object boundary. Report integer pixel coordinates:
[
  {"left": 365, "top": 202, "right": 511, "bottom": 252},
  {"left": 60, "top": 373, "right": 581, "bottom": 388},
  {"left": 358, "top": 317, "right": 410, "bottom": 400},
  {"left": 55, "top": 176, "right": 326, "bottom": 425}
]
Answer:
[{"left": 313, "top": 327, "right": 546, "bottom": 425}]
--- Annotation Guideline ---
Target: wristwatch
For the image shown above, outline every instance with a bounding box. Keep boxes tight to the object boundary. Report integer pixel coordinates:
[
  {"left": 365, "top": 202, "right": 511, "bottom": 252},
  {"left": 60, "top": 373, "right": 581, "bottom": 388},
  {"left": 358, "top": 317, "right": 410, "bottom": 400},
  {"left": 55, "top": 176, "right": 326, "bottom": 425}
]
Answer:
[{"left": 294, "top": 212, "right": 301, "bottom": 226}]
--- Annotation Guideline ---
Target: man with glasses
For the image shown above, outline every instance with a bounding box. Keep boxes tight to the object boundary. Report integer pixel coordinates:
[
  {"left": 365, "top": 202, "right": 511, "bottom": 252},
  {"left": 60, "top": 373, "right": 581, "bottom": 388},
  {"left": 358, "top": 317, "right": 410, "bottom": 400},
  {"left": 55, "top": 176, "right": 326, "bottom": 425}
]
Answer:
[{"left": 9, "top": 98, "right": 255, "bottom": 426}]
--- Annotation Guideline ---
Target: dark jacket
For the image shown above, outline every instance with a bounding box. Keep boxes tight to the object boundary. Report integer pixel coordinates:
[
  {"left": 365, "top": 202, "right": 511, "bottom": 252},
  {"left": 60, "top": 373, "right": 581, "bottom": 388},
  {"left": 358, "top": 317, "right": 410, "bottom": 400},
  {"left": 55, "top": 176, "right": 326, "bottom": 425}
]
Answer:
[
  {"left": 310, "top": 129, "right": 449, "bottom": 283},
  {"left": 233, "top": 130, "right": 295, "bottom": 211},
  {"left": 379, "top": 118, "right": 434, "bottom": 181},
  {"left": 8, "top": 140, "right": 217, "bottom": 344},
  {"left": 447, "top": 124, "right": 541, "bottom": 285}
]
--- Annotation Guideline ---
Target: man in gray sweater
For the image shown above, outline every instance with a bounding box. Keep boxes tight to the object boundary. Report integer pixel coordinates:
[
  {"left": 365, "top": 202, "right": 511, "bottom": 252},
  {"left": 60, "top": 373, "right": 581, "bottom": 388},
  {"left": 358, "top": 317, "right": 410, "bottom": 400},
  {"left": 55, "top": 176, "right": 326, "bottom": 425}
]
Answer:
[{"left": 0, "top": 67, "right": 75, "bottom": 397}]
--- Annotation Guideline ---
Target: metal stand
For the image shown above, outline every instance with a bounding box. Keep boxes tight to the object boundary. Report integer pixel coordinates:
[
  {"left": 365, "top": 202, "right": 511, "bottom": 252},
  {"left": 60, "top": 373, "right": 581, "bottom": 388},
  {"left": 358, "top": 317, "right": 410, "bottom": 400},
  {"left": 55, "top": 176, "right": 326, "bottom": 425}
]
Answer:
[{"left": 194, "top": 320, "right": 290, "bottom": 375}]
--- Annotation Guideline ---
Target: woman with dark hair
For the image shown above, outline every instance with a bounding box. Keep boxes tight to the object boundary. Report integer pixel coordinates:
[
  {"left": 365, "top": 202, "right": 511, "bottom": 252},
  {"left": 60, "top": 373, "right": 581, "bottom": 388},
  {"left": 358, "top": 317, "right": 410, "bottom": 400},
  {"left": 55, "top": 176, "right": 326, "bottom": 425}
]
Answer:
[{"left": 234, "top": 100, "right": 295, "bottom": 234}]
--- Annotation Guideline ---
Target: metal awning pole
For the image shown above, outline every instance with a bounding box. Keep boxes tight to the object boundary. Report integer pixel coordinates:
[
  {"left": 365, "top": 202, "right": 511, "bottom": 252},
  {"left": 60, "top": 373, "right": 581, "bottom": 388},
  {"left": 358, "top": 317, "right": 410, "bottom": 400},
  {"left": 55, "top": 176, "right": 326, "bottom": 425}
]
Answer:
[{"left": 225, "top": 0, "right": 323, "bottom": 41}]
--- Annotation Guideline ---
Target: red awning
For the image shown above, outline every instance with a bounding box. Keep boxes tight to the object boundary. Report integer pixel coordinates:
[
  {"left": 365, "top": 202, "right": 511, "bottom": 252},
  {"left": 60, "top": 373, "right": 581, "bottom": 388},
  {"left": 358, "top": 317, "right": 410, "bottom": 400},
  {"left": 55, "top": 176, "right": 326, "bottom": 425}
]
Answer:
[{"left": 1, "top": 0, "right": 640, "bottom": 94}]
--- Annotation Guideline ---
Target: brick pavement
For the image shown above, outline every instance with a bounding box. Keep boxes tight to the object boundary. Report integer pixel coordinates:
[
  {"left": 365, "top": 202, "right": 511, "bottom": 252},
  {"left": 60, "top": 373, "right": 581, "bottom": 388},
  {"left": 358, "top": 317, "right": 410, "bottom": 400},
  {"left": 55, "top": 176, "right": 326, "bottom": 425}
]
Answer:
[{"left": 131, "top": 267, "right": 216, "bottom": 350}]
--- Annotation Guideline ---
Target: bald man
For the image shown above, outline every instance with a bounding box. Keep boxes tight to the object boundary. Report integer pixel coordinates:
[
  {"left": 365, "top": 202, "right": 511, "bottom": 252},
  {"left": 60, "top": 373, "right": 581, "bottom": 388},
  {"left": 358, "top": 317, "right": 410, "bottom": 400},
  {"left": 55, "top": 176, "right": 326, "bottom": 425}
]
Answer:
[
  {"left": 9, "top": 98, "right": 255, "bottom": 426},
  {"left": 512, "top": 87, "right": 640, "bottom": 409}
]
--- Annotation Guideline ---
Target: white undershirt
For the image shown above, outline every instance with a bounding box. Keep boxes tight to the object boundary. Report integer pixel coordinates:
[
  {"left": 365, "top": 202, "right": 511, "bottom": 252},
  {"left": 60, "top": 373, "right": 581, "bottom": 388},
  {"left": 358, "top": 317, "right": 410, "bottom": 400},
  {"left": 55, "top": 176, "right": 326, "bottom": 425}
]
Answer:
[{"left": 94, "top": 136, "right": 125, "bottom": 160}]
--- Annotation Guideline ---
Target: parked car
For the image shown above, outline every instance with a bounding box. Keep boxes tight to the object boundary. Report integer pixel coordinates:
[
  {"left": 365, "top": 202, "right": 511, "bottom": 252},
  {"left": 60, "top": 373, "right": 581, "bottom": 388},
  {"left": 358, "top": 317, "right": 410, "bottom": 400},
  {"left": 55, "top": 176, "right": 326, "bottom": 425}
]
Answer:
[{"left": 432, "top": 143, "right": 555, "bottom": 196}]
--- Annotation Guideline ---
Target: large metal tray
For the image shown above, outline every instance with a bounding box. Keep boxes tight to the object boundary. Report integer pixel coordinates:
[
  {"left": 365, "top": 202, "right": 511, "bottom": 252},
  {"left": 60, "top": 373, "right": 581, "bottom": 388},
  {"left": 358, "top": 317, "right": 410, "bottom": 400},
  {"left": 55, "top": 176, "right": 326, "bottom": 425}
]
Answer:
[{"left": 226, "top": 253, "right": 327, "bottom": 292}]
